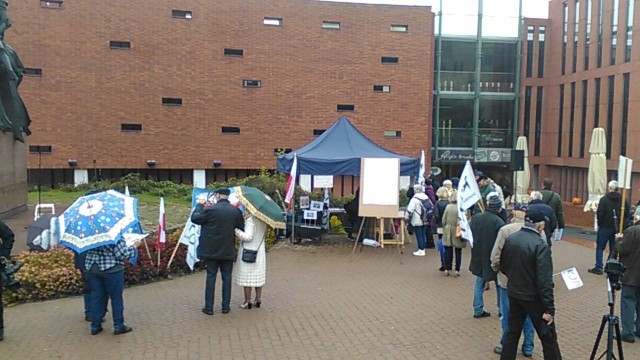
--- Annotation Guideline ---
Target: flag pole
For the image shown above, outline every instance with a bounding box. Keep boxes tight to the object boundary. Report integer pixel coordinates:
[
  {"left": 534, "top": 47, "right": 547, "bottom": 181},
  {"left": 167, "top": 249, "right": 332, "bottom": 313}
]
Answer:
[
  {"left": 167, "top": 241, "right": 181, "bottom": 269},
  {"left": 143, "top": 238, "right": 154, "bottom": 265}
]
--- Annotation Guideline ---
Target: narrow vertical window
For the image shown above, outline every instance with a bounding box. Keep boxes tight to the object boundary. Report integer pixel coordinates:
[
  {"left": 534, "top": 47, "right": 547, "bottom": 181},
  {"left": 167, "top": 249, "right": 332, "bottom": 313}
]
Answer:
[
  {"left": 558, "top": 85, "right": 565, "bottom": 157},
  {"left": 621, "top": 73, "right": 630, "bottom": 156},
  {"left": 611, "top": 0, "right": 619, "bottom": 65},
  {"left": 569, "top": 82, "right": 576, "bottom": 157},
  {"left": 625, "top": 0, "right": 634, "bottom": 62},
  {"left": 526, "top": 26, "right": 534, "bottom": 78},
  {"left": 573, "top": 0, "right": 579, "bottom": 73},
  {"left": 606, "top": 75, "right": 615, "bottom": 159},
  {"left": 597, "top": 0, "right": 603, "bottom": 67},
  {"left": 562, "top": 3, "right": 569, "bottom": 75},
  {"left": 524, "top": 86, "right": 532, "bottom": 139},
  {"left": 534, "top": 87, "right": 543, "bottom": 156},
  {"left": 580, "top": 80, "right": 588, "bottom": 158},
  {"left": 594, "top": 77, "right": 601, "bottom": 127},
  {"left": 538, "top": 26, "right": 546, "bottom": 77},
  {"left": 584, "top": 0, "right": 592, "bottom": 70}
]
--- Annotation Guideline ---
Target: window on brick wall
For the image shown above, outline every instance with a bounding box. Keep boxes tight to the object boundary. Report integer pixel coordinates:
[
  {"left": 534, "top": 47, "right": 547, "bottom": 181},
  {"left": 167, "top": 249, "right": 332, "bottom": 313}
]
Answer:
[
  {"left": 109, "top": 41, "right": 131, "bottom": 50},
  {"left": 24, "top": 68, "right": 43, "bottom": 77},
  {"left": 322, "top": 21, "right": 340, "bottom": 30},
  {"left": 313, "top": 129, "right": 325, "bottom": 136},
  {"left": 171, "top": 10, "right": 192, "bottom": 19},
  {"left": 40, "top": 0, "right": 63, "bottom": 9},
  {"left": 384, "top": 131, "right": 402, "bottom": 138},
  {"left": 224, "top": 48, "right": 244, "bottom": 57},
  {"left": 373, "top": 85, "right": 391, "bottom": 93},
  {"left": 222, "top": 126, "right": 241, "bottom": 134},
  {"left": 243, "top": 80, "right": 261, "bottom": 88},
  {"left": 337, "top": 104, "right": 355, "bottom": 111},
  {"left": 162, "top": 97, "right": 182, "bottom": 106},
  {"left": 381, "top": 56, "right": 399, "bottom": 64},
  {"left": 390, "top": 24, "right": 408, "bottom": 32},
  {"left": 121, "top": 123, "right": 142, "bottom": 132},
  {"left": 264, "top": 17, "right": 283, "bottom": 26},
  {"left": 29, "top": 145, "right": 52, "bottom": 153}
]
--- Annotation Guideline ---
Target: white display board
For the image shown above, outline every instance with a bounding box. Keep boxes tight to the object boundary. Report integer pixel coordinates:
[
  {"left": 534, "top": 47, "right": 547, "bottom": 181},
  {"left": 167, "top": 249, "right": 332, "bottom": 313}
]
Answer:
[
  {"left": 358, "top": 158, "right": 400, "bottom": 218},
  {"left": 313, "top": 175, "right": 334, "bottom": 188}
]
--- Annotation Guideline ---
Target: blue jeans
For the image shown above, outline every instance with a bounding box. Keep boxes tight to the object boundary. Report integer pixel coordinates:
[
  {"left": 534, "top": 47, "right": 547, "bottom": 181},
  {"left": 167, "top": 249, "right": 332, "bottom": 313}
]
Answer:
[
  {"left": 87, "top": 270, "right": 125, "bottom": 331},
  {"left": 621, "top": 284, "right": 640, "bottom": 338},
  {"left": 473, "top": 276, "right": 497, "bottom": 316},
  {"left": 595, "top": 226, "right": 616, "bottom": 270},
  {"left": 437, "top": 235, "right": 445, "bottom": 266},
  {"left": 204, "top": 259, "right": 234, "bottom": 312},
  {"left": 498, "top": 285, "right": 534, "bottom": 355},
  {"left": 413, "top": 225, "right": 426, "bottom": 251}
]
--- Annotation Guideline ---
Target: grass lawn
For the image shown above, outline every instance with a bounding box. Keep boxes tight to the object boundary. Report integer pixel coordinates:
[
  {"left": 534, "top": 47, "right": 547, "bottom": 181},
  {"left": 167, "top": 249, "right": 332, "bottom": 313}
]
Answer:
[{"left": 28, "top": 190, "right": 192, "bottom": 230}]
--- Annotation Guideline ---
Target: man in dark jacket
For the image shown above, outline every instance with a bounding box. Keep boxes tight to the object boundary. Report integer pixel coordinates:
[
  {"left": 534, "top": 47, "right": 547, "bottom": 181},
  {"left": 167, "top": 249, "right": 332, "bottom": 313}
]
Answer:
[
  {"left": 469, "top": 194, "right": 505, "bottom": 318},
  {"left": 500, "top": 210, "right": 562, "bottom": 360},
  {"left": 0, "top": 220, "right": 15, "bottom": 341},
  {"left": 192, "top": 188, "right": 244, "bottom": 315},
  {"left": 615, "top": 210, "right": 640, "bottom": 343},
  {"left": 540, "top": 178, "right": 565, "bottom": 241},
  {"left": 528, "top": 191, "right": 558, "bottom": 247},
  {"left": 589, "top": 181, "right": 631, "bottom": 275},
  {"left": 473, "top": 171, "right": 497, "bottom": 215}
]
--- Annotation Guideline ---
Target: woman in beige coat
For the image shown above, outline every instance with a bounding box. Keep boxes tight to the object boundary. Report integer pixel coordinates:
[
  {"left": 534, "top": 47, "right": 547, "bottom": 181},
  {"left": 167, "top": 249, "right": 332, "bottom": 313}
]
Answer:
[{"left": 441, "top": 190, "right": 466, "bottom": 276}]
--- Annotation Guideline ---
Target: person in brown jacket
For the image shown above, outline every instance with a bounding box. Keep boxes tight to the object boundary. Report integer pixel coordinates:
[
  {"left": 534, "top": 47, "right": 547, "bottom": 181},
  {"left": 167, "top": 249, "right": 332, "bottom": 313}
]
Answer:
[{"left": 615, "top": 209, "right": 640, "bottom": 343}]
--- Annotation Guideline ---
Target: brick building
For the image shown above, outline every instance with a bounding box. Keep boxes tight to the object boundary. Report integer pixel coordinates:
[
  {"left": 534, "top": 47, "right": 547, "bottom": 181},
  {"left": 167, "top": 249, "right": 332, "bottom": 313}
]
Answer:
[
  {"left": 8, "top": 0, "right": 433, "bottom": 191},
  {"left": 520, "top": 0, "right": 639, "bottom": 204}
]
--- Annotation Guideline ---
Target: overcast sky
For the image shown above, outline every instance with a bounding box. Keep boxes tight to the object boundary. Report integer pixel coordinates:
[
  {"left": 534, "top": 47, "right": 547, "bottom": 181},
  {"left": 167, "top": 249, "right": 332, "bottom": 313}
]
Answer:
[{"left": 319, "top": 0, "right": 551, "bottom": 37}]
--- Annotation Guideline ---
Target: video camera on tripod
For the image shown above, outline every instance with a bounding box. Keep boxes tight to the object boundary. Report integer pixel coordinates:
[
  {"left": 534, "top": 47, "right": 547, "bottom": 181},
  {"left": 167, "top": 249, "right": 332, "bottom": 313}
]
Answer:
[
  {"left": 605, "top": 258, "right": 626, "bottom": 291},
  {"left": 0, "top": 256, "right": 22, "bottom": 291},
  {"left": 590, "top": 258, "right": 626, "bottom": 360}
]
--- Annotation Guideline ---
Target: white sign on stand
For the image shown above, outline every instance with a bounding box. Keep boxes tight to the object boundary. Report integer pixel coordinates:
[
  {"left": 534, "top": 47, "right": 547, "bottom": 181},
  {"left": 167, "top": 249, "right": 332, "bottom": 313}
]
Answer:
[
  {"left": 618, "top": 156, "right": 633, "bottom": 189},
  {"left": 313, "top": 175, "right": 333, "bottom": 188}
]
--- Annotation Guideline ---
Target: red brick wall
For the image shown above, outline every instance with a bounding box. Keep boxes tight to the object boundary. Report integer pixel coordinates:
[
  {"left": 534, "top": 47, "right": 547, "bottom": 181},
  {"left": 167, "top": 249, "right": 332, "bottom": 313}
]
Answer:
[{"left": 7, "top": 0, "right": 434, "bottom": 172}]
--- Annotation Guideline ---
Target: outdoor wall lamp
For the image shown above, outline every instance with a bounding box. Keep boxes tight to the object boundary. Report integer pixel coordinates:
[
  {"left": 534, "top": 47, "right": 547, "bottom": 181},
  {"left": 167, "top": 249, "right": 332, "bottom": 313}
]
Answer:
[
  {"left": 146, "top": 159, "right": 156, "bottom": 167},
  {"left": 68, "top": 159, "right": 78, "bottom": 167},
  {"left": 213, "top": 160, "right": 222, "bottom": 168}
]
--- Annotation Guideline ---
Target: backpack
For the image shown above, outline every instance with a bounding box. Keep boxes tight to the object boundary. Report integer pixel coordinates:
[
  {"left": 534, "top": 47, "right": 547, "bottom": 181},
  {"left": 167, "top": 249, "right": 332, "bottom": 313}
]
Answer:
[{"left": 419, "top": 198, "right": 435, "bottom": 224}]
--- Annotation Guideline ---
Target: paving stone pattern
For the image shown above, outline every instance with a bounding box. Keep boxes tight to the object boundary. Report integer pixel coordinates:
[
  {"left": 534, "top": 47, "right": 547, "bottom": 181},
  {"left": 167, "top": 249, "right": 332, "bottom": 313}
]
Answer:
[{"left": 2, "top": 238, "right": 640, "bottom": 359}]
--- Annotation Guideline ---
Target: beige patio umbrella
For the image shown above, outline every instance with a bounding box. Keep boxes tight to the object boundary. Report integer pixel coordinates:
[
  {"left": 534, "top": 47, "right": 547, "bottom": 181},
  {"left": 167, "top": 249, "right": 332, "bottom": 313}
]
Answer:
[
  {"left": 584, "top": 128, "right": 607, "bottom": 213},
  {"left": 514, "top": 136, "right": 530, "bottom": 203}
]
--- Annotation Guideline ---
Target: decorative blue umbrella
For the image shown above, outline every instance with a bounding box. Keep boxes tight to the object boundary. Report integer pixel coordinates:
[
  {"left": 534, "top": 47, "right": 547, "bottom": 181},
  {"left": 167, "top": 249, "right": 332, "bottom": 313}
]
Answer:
[{"left": 58, "top": 190, "right": 142, "bottom": 253}]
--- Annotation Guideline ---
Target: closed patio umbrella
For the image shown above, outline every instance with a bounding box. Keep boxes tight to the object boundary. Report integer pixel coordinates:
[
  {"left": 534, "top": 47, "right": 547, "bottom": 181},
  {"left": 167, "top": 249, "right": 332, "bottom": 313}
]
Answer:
[
  {"left": 584, "top": 128, "right": 607, "bottom": 213},
  {"left": 514, "top": 136, "right": 530, "bottom": 204}
]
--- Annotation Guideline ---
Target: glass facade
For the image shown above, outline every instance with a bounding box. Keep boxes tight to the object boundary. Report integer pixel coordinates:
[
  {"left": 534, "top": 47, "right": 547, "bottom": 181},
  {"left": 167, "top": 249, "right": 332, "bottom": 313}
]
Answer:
[
  {"left": 621, "top": 73, "right": 629, "bottom": 156},
  {"left": 569, "top": 82, "right": 576, "bottom": 157},
  {"left": 611, "top": 0, "right": 619, "bottom": 65},
  {"left": 534, "top": 87, "right": 543, "bottom": 156},
  {"left": 538, "top": 26, "right": 546, "bottom": 77},
  {"left": 597, "top": 0, "right": 603, "bottom": 67},
  {"left": 580, "top": 80, "right": 588, "bottom": 158},
  {"left": 524, "top": 86, "right": 532, "bottom": 139},
  {"left": 573, "top": 0, "right": 579, "bottom": 73},
  {"left": 606, "top": 75, "right": 615, "bottom": 159},
  {"left": 480, "top": 42, "right": 517, "bottom": 92},
  {"left": 527, "top": 26, "right": 534, "bottom": 78},
  {"left": 594, "top": 77, "right": 601, "bottom": 127},
  {"left": 563, "top": 2, "right": 569, "bottom": 75},
  {"left": 437, "top": 98, "right": 474, "bottom": 148},
  {"left": 439, "top": 40, "right": 477, "bottom": 92},
  {"left": 626, "top": 0, "right": 634, "bottom": 62},
  {"left": 558, "top": 84, "right": 565, "bottom": 157},
  {"left": 478, "top": 98, "right": 514, "bottom": 148},
  {"left": 585, "top": 0, "right": 591, "bottom": 70}
]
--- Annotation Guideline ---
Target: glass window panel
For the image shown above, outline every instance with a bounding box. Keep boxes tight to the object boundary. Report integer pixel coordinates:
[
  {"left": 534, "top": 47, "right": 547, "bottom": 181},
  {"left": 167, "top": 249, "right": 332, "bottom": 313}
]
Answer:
[
  {"left": 438, "top": 98, "right": 474, "bottom": 147},
  {"left": 440, "top": 40, "right": 477, "bottom": 92},
  {"left": 558, "top": 85, "right": 565, "bottom": 157},
  {"left": 535, "top": 87, "right": 544, "bottom": 156},
  {"left": 478, "top": 98, "right": 514, "bottom": 148},
  {"left": 538, "top": 26, "right": 546, "bottom": 77},
  {"left": 480, "top": 42, "right": 517, "bottom": 93},
  {"left": 626, "top": 0, "right": 634, "bottom": 62}
]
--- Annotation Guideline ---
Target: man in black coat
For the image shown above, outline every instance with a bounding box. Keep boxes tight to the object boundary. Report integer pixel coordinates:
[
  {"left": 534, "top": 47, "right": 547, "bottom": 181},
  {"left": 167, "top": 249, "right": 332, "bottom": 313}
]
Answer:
[
  {"left": 616, "top": 210, "right": 640, "bottom": 343},
  {"left": 192, "top": 188, "right": 244, "bottom": 315},
  {"left": 0, "top": 219, "right": 15, "bottom": 341},
  {"left": 500, "top": 210, "right": 562, "bottom": 360},
  {"left": 589, "top": 180, "right": 631, "bottom": 275},
  {"left": 469, "top": 194, "right": 505, "bottom": 318},
  {"left": 528, "top": 191, "right": 558, "bottom": 247},
  {"left": 540, "top": 178, "right": 565, "bottom": 241}
]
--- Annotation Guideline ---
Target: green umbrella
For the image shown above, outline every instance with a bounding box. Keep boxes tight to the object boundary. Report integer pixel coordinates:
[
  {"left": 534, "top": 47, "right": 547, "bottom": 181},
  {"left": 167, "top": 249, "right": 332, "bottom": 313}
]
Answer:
[{"left": 233, "top": 186, "right": 286, "bottom": 229}]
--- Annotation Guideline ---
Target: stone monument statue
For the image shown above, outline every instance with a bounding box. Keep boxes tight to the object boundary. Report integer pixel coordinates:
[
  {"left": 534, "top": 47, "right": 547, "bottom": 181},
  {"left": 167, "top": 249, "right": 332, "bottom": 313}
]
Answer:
[{"left": 0, "top": 0, "right": 31, "bottom": 143}]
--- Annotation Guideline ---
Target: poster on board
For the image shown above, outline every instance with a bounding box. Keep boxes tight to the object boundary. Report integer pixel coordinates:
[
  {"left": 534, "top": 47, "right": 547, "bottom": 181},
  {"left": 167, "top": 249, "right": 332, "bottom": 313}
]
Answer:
[
  {"left": 359, "top": 158, "right": 400, "bottom": 218},
  {"left": 313, "top": 175, "right": 333, "bottom": 188}
]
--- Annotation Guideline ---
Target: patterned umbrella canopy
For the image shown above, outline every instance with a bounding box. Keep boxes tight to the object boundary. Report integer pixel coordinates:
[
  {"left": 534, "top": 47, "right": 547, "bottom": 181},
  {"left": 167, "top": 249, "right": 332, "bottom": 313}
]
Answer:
[
  {"left": 58, "top": 190, "right": 142, "bottom": 253},
  {"left": 233, "top": 186, "right": 285, "bottom": 229}
]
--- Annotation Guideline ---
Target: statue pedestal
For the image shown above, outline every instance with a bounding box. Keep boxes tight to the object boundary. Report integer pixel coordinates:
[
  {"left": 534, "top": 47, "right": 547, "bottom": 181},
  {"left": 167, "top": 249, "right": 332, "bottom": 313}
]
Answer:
[{"left": 0, "top": 131, "right": 28, "bottom": 218}]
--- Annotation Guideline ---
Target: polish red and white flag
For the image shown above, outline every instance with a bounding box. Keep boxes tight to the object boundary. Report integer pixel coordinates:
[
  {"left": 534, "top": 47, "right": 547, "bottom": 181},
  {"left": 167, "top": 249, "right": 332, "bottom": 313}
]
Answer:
[{"left": 284, "top": 154, "right": 298, "bottom": 210}]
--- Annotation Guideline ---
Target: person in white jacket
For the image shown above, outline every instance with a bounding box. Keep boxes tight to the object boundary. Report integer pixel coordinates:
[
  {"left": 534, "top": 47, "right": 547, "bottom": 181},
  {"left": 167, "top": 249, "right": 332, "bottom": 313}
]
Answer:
[
  {"left": 234, "top": 213, "right": 267, "bottom": 309},
  {"left": 405, "top": 184, "right": 431, "bottom": 256}
]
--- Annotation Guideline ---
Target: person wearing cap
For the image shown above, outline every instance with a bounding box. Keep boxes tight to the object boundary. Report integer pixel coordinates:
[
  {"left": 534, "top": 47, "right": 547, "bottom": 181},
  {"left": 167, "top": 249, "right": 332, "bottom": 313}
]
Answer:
[
  {"left": 473, "top": 171, "right": 497, "bottom": 215},
  {"left": 491, "top": 210, "right": 540, "bottom": 358},
  {"left": 192, "top": 187, "right": 245, "bottom": 315},
  {"left": 527, "top": 191, "right": 557, "bottom": 247},
  {"left": 499, "top": 210, "right": 561, "bottom": 360},
  {"left": 469, "top": 193, "right": 505, "bottom": 318},
  {"left": 614, "top": 209, "right": 640, "bottom": 343},
  {"left": 589, "top": 180, "right": 631, "bottom": 275},
  {"left": 540, "top": 178, "right": 565, "bottom": 241}
]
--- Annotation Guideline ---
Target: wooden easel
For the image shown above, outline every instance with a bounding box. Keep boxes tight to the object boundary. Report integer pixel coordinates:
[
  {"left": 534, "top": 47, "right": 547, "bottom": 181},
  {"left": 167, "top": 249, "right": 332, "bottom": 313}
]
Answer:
[{"left": 351, "top": 216, "right": 404, "bottom": 264}]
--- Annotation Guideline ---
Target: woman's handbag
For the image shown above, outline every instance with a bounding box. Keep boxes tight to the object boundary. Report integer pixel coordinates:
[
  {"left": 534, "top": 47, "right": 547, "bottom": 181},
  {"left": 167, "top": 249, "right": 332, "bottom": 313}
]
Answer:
[
  {"left": 455, "top": 224, "right": 462, "bottom": 239},
  {"left": 241, "top": 238, "right": 264, "bottom": 263}
]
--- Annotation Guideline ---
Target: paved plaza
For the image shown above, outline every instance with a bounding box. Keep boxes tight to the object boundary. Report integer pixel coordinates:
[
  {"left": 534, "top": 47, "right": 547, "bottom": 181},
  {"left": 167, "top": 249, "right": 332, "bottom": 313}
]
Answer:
[{"left": 2, "top": 235, "right": 640, "bottom": 359}]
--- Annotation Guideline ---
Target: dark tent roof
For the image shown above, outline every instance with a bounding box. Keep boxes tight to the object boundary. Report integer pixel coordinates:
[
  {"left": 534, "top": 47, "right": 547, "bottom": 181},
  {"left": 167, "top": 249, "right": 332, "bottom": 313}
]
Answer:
[{"left": 276, "top": 116, "right": 420, "bottom": 176}]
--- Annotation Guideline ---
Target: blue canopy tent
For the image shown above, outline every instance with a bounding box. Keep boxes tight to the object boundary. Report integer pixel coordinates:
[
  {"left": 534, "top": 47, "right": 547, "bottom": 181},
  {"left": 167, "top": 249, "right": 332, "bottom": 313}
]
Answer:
[{"left": 276, "top": 116, "right": 420, "bottom": 176}]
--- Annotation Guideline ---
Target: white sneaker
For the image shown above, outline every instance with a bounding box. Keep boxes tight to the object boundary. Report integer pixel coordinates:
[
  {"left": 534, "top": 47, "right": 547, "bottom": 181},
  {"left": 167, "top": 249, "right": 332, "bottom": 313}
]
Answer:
[{"left": 413, "top": 250, "right": 426, "bottom": 256}]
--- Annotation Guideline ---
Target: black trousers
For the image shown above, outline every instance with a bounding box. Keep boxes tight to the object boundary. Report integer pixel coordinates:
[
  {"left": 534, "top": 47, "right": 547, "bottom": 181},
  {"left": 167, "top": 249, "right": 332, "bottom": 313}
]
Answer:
[
  {"left": 443, "top": 246, "right": 462, "bottom": 271},
  {"left": 425, "top": 225, "right": 435, "bottom": 248},
  {"left": 0, "top": 282, "right": 3, "bottom": 329},
  {"left": 501, "top": 296, "right": 562, "bottom": 360}
]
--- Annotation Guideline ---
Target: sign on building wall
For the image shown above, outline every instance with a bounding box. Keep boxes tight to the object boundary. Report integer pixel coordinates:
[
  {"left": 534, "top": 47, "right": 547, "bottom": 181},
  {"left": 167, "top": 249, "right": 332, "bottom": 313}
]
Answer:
[{"left": 435, "top": 149, "right": 512, "bottom": 163}]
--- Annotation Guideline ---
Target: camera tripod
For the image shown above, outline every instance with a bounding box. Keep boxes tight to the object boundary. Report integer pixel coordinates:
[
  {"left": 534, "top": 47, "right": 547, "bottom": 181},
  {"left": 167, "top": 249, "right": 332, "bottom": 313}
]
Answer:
[{"left": 590, "top": 278, "right": 624, "bottom": 360}]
